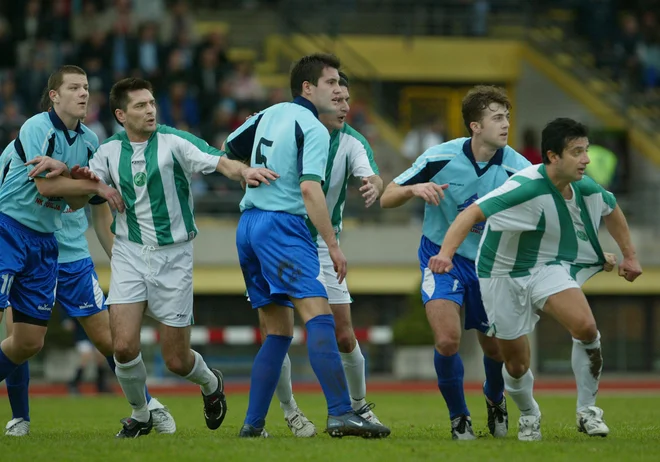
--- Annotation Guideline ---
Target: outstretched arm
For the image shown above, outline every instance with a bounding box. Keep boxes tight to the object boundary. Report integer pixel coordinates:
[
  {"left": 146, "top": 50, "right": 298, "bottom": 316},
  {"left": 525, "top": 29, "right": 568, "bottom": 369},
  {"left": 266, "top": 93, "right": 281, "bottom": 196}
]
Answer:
[
  {"left": 603, "top": 205, "right": 642, "bottom": 282},
  {"left": 428, "top": 204, "right": 486, "bottom": 274}
]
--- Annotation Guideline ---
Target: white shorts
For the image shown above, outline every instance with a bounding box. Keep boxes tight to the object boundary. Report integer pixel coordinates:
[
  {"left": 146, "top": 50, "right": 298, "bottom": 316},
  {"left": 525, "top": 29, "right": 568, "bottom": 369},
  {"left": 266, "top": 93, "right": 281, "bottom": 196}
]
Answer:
[
  {"left": 317, "top": 239, "right": 352, "bottom": 305},
  {"left": 479, "top": 264, "right": 580, "bottom": 340},
  {"left": 106, "top": 238, "right": 194, "bottom": 327}
]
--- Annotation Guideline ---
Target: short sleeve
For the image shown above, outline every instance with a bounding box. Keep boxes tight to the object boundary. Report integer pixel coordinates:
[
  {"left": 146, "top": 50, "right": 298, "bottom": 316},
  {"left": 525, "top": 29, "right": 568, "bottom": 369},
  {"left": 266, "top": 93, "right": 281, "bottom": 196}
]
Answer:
[
  {"left": 393, "top": 147, "right": 452, "bottom": 186},
  {"left": 225, "top": 113, "right": 263, "bottom": 162},
  {"left": 159, "top": 127, "right": 222, "bottom": 175},
  {"left": 16, "top": 118, "right": 56, "bottom": 179},
  {"left": 476, "top": 178, "right": 543, "bottom": 232},
  {"left": 89, "top": 146, "right": 112, "bottom": 186},
  {"left": 576, "top": 174, "right": 617, "bottom": 216},
  {"left": 348, "top": 136, "right": 379, "bottom": 178},
  {"left": 297, "top": 120, "right": 329, "bottom": 183}
]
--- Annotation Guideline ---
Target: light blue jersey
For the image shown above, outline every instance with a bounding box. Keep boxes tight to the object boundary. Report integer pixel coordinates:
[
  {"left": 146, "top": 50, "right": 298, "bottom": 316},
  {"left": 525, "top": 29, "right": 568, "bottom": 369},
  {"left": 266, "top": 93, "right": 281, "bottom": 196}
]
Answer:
[
  {"left": 225, "top": 96, "right": 329, "bottom": 216},
  {"left": 0, "top": 142, "right": 13, "bottom": 185},
  {"left": 56, "top": 208, "right": 91, "bottom": 264},
  {"left": 394, "top": 137, "right": 531, "bottom": 261},
  {"left": 0, "top": 111, "right": 99, "bottom": 233}
]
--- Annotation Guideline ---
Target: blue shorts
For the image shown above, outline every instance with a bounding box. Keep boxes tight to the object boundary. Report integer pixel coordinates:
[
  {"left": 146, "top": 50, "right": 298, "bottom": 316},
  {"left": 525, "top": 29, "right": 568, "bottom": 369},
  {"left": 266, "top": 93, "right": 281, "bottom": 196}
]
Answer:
[
  {"left": 0, "top": 213, "right": 58, "bottom": 320},
  {"left": 237, "top": 208, "right": 327, "bottom": 309},
  {"left": 57, "top": 257, "right": 107, "bottom": 318},
  {"left": 418, "top": 235, "right": 489, "bottom": 332}
]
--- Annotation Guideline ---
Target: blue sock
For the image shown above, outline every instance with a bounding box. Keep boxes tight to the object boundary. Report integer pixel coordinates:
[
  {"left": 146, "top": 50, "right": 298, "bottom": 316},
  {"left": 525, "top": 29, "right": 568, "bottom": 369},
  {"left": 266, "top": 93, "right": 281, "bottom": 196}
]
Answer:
[
  {"left": 0, "top": 346, "right": 19, "bottom": 383},
  {"left": 106, "top": 355, "right": 151, "bottom": 403},
  {"left": 6, "top": 361, "right": 30, "bottom": 421},
  {"left": 483, "top": 355, "right": 505, "bottom": 403},
  {"left": 306, "top": 314, "right": 352, "bottom": 417},
  {"left": 244, "top": 334, "right": 292, "bottom": 428},
  {"left": 434, "top": 350, "right": 469, "bottom": 419}
]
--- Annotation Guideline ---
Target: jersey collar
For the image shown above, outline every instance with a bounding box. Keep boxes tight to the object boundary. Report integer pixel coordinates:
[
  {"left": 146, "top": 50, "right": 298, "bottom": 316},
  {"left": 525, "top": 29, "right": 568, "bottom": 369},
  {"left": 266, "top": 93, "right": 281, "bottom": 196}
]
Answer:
[
  {"left": 292, "top": 96, "right": 319, "bottom": 119},
  {"left": 462, "top": 138, "right": 504, "bottom": 177},
  {"left": 49, "top": 109, "right": 84, "bottom": 146}
]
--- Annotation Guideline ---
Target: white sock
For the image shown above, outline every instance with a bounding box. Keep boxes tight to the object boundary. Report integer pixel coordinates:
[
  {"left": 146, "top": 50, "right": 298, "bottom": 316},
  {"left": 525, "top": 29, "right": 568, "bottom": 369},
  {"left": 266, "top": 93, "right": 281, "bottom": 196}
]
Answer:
[
  {"left": 114, "top": 353, "right": 150, "bottom": 422},
  {"left": 503, "top": 367, "right": 540, "bottom": 417},
  {"left": 340, "top": 342, "right": 367, "bottom": 410},
  {"left": 184, "top": 350, "right": 219, "bottom": 396},
  {"left": 276, "top": 354, "right": 297, "bottom": 416},
  {"left": 572, "top": 331, "right": 602, "bottom": 412}
]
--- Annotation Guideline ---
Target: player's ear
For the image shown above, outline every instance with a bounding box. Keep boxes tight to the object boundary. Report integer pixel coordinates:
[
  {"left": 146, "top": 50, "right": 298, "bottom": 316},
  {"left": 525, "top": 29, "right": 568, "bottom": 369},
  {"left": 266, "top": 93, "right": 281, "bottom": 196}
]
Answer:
[{"left": 469, "top": 120, "right": 480, "bottom": 135}]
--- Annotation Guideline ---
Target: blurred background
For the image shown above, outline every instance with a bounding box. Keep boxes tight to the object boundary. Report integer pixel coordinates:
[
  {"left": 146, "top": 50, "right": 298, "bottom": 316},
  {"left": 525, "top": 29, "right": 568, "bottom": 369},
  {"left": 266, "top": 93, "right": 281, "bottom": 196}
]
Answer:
[{"left": 1, "top": 0, "right": 659, "bottom": 391}]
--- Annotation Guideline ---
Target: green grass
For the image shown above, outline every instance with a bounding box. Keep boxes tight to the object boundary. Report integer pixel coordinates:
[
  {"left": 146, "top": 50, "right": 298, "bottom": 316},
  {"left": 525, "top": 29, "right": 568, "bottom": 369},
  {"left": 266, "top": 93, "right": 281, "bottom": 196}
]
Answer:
[{"left": 3, "top": 392, "right": 660, "bottom": 461}]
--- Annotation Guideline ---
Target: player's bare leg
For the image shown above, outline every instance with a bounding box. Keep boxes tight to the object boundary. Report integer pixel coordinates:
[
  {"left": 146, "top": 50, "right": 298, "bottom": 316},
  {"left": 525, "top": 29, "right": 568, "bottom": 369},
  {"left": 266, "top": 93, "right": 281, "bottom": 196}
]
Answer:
[
  {"left": 497, "top": 335, "right": 541, "bottom": 441},
  {"left": 2, "top": 308, "right": 30, "bottom": 436},
  {"left": 159, "top": 323, "right": 225, "bottom": 431},
  {"left": 79, "top": 309, "right": 176, "bottom": 433},
  {"left": 259, "top": 309, "right": 316, "bottom": 437},
  {"left": 477, "top": 332, "right": 508, "bottom": 437},
  {"left": 109, "top": 302, "right": 154, "bottom": 438},
  {"left": 331, "top": 302, "right": 384, "bottom": 426},
  {"left": 543, "top": 288, "right": 608, "bottom": 437},
  {"left": 426, "top": 299, "right": 475, "bottom": 440}
]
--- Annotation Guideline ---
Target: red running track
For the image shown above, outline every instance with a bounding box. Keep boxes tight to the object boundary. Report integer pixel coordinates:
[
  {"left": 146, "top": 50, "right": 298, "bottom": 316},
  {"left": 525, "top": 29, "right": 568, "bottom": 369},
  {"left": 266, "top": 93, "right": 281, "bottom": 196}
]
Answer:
[{"left": 6, "top": 379, "right": 660, "bottom": 397}]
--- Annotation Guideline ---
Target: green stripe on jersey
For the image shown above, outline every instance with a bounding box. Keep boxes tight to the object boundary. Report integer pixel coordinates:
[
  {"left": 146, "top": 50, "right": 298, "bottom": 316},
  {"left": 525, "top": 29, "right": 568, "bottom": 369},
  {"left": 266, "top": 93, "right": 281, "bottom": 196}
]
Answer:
[
  {"left": 342, "top": 124, "right": 379, "bottom": 175},
  {"left": 330, "top": 157, "right": 350, "bottom": 231},
  {"left": 118, "top": 136, "right": 142, "bottom": 244},
  {"left": 172, "top": 154, "right": 197, "bottom": 240},
  {"left": 157, "top": 125, "right": 223, "bottom": 156},
  {"left": 510, "top": 211, "right": 546, "bottom": 277},
  {"left": 548, "top": 187, "right": 578, "bottom": 264},
  {"left": 144, "top": 134, "right": 174, "bottom": 246},
  {"left": 307, "top": 130, "right": 341, "bottom": 242},
  {"left": 477, "top": 225, "right": 502, "bottom": 278}
]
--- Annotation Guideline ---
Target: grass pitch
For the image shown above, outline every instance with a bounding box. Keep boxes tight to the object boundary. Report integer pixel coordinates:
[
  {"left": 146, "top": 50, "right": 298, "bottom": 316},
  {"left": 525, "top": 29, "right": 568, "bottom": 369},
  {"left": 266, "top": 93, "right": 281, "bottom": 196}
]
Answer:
[{"left": 2, "top": 392, "right": 660, "bottom": 461}]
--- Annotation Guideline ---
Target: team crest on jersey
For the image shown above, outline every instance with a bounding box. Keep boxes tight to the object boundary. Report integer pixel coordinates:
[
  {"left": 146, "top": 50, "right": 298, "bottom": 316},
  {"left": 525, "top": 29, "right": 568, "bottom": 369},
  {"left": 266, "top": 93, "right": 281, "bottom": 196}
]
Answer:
[
  {"left": 457, "top": 194, "right": 485, "bottom": 234},
  {"left": 576, "top": 230, "right": 588, "bottom": 241},
  {"left": 133, "top": 172, "right": 146, "bottom": 187}
]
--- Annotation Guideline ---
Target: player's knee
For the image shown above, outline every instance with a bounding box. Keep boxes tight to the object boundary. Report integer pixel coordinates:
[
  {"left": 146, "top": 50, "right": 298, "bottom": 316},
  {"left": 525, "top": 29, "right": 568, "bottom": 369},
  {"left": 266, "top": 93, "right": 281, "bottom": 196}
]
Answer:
[
  {"left": 480, "top": 338, "right": 504, "bottom": 362},
  {"left": 434, "top": 333, "right": 460, "bottom": 356},
  {"left": 504, "top": 360, "right": 529, "bottom": 379},
  {"left": 335, "top": 326, "right": 356, "bottom": 353},
  {"left": 113, "top": 341, "right": 139, "bottom": 364},
  {"left": 571, "top": 320, "right": 598, "bottom": 343},
  {"left": 164, "top": 353, "right": 191, "bottom": 376},
  {"left": 17, "top": 336, "right": 45, "bottom": 358}
]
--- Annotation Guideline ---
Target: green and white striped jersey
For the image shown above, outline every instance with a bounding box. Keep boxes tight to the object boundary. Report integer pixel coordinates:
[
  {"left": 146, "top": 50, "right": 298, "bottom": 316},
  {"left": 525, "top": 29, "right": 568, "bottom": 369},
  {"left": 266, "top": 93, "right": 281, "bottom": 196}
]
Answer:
[
  {"left": 89, "top": 125, "right": 222, "bottom": 247},
  {"left": 475, "top": 164, "right": 616, "bottom": 283},
  {"left": 307, "top": 123, "right": 379, "bottom": 242}
]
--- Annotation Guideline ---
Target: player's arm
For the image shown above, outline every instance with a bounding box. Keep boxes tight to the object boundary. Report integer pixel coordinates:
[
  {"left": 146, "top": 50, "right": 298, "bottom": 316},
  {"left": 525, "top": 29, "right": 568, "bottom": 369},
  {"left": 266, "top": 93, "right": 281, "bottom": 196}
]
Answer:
[
  {"left": 91, "top": 201, "right": 114, "bottom": 258},
  {"left": 300, "top": 122, "right": 347, "bottom": 282},
  {"left": 380, "top": 152, "right": 449, "bottom": 208},
  {"left": 603, "top": 204, "right": 642, "bottom": 282},
  {"left": 429, "top": 178, "right": 536, "bottom": 273},
  {"left": 347, "top": 135, "right": 384, "bottom": 207}
]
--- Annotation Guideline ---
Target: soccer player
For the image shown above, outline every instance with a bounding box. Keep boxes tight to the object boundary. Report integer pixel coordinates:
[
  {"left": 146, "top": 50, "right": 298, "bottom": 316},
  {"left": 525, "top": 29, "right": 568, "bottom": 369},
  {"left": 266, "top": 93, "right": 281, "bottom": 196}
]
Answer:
[
  {"left": 1, "top": 127, "right": 174, "bottom": 436},
  {"left": 0, "top": 66, "right": 122, "bottom": 402},
  {"left": 380, "top": 86, "right": 531, "bottom": 439},
  {"left": 87, "top": 77, "right": 275, "bottom": 438},
  {"left": 225, "top": 53, "right": 390, "bottom": 438},
  {"left": 264, "top": 71, "right": 385, "bottom": 437},
  {"left": 429, "top": 118, "right": 642, "bottom": 441}
]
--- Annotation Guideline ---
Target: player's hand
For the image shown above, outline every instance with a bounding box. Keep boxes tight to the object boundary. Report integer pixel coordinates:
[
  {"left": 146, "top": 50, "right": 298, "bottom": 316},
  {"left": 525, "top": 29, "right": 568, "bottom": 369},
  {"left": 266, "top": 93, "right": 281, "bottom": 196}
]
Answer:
[
  {"left": 618, "top": 255, "right": 642, "bottom": 282},
  {"left": 70, "top": 165, "right": 100, "bottom": 182},
  {"left": 411, "top": 183, "right": 449, "bottom": 206},
  {"left": 328, "top": 244, "right": 348, "bottom": 284},
  {"left": 603, "top": 252, "right": 617, "bottom": 272},
  {"left": 96, "top": 182, "right": 125, "bottom": 213},
  {"left": 428, "top": 253, "right": 453, "bottom": 274},
  {"left": 359, "top": 178, "right": 379, "bottom": 208},
  {"left": 25, "top": 156, "right": 69, "bottom": 178},
  {"left": 242, "top": 167, "right": 279, "bottom": 187}
]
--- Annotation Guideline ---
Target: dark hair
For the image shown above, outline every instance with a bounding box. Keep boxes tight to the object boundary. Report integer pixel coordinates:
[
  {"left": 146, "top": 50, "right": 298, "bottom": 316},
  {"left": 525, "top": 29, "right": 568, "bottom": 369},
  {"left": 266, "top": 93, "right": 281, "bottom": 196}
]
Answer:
[
  {"left": 541, "top": 118, "right": 589, "bottom": 164},
  {"left": 109, "top": 78, "right": 154, "bottom": 125},
  {"left": 338, "top": 71, "right": 349, "bottom": 89},
  {"left": 290, "top": 53, "right": 341, "bottom": 98},
  {"left": 39, "top": 65, "right": 87, "bottom": 111},
  {"left": 461, "top": 85, "right": 511, "bottom": 136}
]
